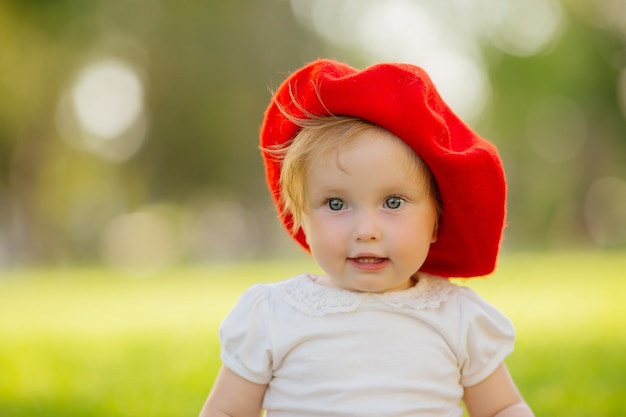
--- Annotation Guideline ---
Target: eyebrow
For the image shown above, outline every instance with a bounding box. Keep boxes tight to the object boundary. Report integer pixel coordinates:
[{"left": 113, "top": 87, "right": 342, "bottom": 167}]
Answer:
[
  {"left": 308, "top": 185, "right": 346, "bottom": 196},
  {"left": 311, "top": 180, "right": 427, "bottom": 197}
]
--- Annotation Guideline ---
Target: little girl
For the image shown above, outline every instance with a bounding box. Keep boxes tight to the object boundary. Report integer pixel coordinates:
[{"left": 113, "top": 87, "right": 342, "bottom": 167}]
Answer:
[{"left": 199, "top": 59, "right": 534, "bottom": 417}]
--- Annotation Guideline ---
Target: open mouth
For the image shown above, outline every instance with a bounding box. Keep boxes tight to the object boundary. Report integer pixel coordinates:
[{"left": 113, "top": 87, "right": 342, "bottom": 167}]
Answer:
[
  {"left": 348, "top": 256, "right": 389, "bottom": 270},
  {"left": 352, "top": 257, "right": 386, "bottom": 264}
]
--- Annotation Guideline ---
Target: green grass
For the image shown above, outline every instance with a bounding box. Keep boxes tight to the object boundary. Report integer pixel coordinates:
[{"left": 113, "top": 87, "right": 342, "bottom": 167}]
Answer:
[{"left": 0, "top": 251, "right": 624, "bottom": 416}]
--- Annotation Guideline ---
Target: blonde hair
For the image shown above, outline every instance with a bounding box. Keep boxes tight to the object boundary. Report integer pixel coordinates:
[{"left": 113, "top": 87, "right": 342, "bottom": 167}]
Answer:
[{"left": 264, "top": 115, "right": 441, "bottom": 233}]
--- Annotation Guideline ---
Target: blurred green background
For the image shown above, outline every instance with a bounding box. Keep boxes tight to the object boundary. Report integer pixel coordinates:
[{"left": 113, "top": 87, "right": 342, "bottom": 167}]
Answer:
[
  {"left": 1, "top": 0, "right": 626, "bottom": 415},
  {"left": 1, "top": 0, "right": 626, "bottom": 267}
]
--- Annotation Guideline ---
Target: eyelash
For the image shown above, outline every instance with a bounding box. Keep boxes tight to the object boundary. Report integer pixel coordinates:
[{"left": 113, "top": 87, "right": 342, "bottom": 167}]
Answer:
[{"left": 324, "top": 196, "right": 406, "bottom": 211}]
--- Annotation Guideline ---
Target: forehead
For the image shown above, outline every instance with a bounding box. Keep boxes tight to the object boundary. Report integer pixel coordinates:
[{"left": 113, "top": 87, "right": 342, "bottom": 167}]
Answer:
[
  {"left": 306, "top": 127, "right": 429, "bottom": 187},
  {"left": 310, "top": 125, "right": 423, "bottom": 174}
]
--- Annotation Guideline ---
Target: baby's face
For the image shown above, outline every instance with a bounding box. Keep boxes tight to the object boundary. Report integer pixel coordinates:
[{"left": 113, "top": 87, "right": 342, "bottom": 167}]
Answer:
[{"left": 300, "top": 128, "right": 438, "bottom": 293}]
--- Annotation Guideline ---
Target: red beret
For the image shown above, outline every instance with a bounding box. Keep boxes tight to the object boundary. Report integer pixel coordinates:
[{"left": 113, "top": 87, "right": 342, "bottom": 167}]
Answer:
[{"left": 260, "top": 59, "right": 506, "bottom": 278}]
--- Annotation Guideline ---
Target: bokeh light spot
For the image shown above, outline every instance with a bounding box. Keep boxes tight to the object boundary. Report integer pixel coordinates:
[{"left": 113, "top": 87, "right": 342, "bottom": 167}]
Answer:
[
  {"left": 56, "top": 57, "right": 148, "bottom": 163},
  {"left": 487, "top": 0, "right": 563, "bottom": 57},
  {"left": 100, "top": 210, "right": 181, "bottom": 278},
  {"left": 73, "top": 59, "right": 143, "bottom": 139},
  {"left": 187, "top": 201, "right": 259, "bottom": 261},
  {"left": 418, "top": 49, "right": 489, "bottom": 122},
  {"left": 289, "top": 0, "right": 490, "bottom": 121}
]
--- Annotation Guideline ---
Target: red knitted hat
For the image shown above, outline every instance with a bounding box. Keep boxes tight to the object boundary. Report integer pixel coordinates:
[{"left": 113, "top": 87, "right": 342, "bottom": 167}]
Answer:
[{"left": 260, "top": 59, "right": 506, "bottom": 278}]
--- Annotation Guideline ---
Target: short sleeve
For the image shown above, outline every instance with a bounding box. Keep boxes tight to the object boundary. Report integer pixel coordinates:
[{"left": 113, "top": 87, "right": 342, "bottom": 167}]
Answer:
[
  {"left": 456, "top": 287, "right": 515, "bottom": 387},
  {"left": 219, "top": 284, "right": 273, "bottom": 384}
]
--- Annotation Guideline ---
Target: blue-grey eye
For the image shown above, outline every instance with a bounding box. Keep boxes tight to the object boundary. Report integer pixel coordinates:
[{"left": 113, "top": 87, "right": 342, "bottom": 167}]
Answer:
[
  {"left": 327, "top": 198, "right": 344, "bottom": 211},
  {"left": 385, "top": 196, "right": 403, "bottom": 209}
]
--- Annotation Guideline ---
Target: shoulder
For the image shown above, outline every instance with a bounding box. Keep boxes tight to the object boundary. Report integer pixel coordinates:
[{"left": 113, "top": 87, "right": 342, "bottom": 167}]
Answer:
[
  {"left": 423, "top": 276, "right": 516, "bottom": 343},
  {"left": 226, "top": 274, "right": 307, "bottom": 315},
  {"left": 447, "top": 280, "right": 512, "bottom": 324},
  {"left": 421, "top": 275, "right": 499, "bottom": 311},
  {"left": 218, "top": 277, "right": 305, "bottom": 351}
]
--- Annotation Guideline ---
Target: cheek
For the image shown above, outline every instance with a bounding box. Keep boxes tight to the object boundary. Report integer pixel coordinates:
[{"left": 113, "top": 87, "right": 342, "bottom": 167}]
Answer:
[
  {"left": 301, "top": 215, "right": 326, "bottom": 247},
  {"left": 396, "top": 217, "right": 437, "bottom": 247},
  {"left": 303, "top": 214, "right": 344, "bottom": 247}
]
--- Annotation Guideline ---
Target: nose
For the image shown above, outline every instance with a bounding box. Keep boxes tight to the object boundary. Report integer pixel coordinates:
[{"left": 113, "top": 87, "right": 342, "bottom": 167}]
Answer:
[{"left": 353, "top": 209, "right": 382, "bottom": 241}]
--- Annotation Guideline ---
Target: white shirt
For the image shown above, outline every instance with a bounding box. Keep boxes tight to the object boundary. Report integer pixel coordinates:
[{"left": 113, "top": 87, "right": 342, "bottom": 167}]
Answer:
[{"left": 219, "top": 273, "right": 515, "bottom": 417}]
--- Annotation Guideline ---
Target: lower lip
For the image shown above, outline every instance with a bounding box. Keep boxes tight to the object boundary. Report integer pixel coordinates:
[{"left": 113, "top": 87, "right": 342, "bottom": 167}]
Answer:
[{"left": 348, "top": 258, "right": 389, "bottom": 271}]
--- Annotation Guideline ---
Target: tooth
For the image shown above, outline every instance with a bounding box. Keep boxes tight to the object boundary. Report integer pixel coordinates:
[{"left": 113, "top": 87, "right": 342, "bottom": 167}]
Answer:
[{"left": 358, "top": 257, "right": 379, "bottom": 263}]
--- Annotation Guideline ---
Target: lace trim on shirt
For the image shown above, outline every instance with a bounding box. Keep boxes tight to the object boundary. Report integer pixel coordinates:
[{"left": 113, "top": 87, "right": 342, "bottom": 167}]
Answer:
[{"left": 277, "top": 273, "right": 454, "bottom": 317}]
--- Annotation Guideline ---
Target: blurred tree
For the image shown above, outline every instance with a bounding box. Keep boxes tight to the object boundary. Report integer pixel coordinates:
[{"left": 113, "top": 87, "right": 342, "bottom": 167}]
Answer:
[
  {"left": 139, "top": 0, "right": 321, "bottom": 202},
  {"left": 0, "top": 0, "right": 327, "bottom": 264},
  {"left": 0, "top": 0, "right": 625, "bottom": 266},
  {"left": 485, "top": 2, "right": 626, "bottom": 248},
  {"left": 0, "top": 0, "right": 99, "bottom": 262}
]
